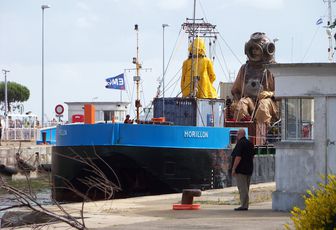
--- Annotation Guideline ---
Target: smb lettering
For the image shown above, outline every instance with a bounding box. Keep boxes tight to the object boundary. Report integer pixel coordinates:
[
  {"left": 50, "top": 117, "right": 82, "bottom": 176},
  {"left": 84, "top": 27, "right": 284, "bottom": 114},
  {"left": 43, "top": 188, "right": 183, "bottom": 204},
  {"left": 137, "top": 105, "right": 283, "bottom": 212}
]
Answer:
[{"left": 105, "top": 73, "right": 125, "bottom": 90}]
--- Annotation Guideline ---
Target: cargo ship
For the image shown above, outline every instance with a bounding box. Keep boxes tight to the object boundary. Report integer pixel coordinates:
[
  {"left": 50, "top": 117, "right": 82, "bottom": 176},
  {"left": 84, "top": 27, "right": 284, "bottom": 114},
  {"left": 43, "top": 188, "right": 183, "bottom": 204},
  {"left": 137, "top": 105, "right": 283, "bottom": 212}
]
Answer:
[
  {"left": 52, "top": 109, "right": 238, "bottom": 201},
  {"left": 51, "top": 3, "right": 276, "bottom": 201},
  {"left": 51, "top": 35, "right": 242, "bottom": 201}
]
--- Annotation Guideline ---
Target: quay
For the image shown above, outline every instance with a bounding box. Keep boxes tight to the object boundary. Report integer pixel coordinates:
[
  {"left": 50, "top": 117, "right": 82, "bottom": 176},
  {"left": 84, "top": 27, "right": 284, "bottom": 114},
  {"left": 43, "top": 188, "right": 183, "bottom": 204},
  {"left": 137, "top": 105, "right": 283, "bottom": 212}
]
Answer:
[
  {"left": 0, "top": 141, "right": 52, "bottom": 169},
  {"left": 7, "top": 182, "right": 291, "bottom": 229},
  {"left": 0, "top": 142, "right": 286, "bottom": 229}
]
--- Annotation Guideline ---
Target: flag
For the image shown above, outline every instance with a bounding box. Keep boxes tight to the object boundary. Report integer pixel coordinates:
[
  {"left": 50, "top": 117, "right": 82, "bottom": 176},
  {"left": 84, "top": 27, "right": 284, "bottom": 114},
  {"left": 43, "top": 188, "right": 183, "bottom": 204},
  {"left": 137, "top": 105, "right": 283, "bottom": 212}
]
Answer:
[
  {"left": 105, "top": 73, "right": 125, "bottom": 90},
  {"left": 316, "top": 18, "right": 323, "bottom": 25}
]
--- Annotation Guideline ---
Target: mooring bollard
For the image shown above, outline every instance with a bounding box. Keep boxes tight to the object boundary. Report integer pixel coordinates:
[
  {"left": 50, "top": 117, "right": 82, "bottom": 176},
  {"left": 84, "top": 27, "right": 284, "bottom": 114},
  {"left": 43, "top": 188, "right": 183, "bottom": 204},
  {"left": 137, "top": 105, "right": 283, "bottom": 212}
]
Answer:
[{"left": 173, "top": 189, "right": 202, "bottom": 210}]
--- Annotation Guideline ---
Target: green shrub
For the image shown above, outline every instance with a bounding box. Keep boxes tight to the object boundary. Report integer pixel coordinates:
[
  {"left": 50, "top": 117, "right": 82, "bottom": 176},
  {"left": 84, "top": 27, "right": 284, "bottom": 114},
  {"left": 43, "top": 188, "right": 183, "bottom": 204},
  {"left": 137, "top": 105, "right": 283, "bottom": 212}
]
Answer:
[{"left": 286, "top": 175, "right": 336, "bottom": 230}]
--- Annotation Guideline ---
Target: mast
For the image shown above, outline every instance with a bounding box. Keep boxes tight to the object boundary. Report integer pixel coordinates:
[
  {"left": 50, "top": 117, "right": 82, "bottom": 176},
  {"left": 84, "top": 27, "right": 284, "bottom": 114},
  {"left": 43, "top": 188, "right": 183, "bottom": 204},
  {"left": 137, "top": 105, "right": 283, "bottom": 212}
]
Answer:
[
  {"left": 326, "top": 0, "right": 334, "bottom": 62},
  {"left": 134, "top": 24, "right": 142, "bottom": 122},
  {"left": 190, "top": 0, "right": 197, "bottom": 98},
  {"left": 182, "top": 1, "right": 219, "bottom": 97}
]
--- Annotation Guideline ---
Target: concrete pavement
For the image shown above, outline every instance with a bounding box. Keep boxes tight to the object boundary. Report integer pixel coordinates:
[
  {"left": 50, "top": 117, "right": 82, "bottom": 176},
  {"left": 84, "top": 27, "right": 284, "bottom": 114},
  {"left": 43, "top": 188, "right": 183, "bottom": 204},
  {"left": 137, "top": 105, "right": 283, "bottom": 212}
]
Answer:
[{"left": 41, "top": 182, "right": 291, "bottom": 229}]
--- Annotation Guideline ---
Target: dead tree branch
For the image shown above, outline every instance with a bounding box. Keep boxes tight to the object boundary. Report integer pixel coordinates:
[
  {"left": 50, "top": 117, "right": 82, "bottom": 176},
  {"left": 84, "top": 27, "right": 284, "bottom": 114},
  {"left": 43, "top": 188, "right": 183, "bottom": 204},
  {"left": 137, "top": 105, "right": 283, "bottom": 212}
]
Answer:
[{"left": 0, "top": 145, "right": 120, "bottom": 229}]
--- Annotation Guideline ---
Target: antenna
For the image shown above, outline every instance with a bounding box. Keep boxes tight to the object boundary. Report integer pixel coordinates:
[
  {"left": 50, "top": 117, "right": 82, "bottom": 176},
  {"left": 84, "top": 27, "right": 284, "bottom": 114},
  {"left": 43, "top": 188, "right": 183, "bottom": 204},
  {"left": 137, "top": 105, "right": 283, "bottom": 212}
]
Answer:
[
  {"left": 134, "top": 24, "right": 141, "bottom": 122},
  {"left": 324, "top": 0, "right": 335, "bottom": 62},
  {"left": 190, "top": 0, "right": 197, "bottom": 98},
  {"left": 182, "top": 19, "right": 218, "bottom": 40},
  {"left": 131, "top": 25, "right": 152, "bottom": 122},
  {"left": 182, "top": 16, "right": 219, "bottom": 97}
]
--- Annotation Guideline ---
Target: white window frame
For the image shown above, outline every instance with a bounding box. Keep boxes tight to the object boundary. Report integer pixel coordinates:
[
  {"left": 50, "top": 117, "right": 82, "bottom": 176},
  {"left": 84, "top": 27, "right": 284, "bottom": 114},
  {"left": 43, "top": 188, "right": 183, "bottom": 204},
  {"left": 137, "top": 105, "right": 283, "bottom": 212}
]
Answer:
[{"left": 283, "top": 98, "right": 314, "bottom": 140}]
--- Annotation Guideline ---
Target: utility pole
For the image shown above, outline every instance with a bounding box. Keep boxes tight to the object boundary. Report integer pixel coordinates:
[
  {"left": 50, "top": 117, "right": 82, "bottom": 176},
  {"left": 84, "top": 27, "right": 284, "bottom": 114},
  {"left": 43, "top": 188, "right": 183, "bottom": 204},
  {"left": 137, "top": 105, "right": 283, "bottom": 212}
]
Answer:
[
  {"left": 2, "top": 69, "right": 9, "bottom": 118},
  {"left": 2, "top": 69, "right": 9, "bottom": 139},
  {"left": 41, "top": 4, "right": 50, "bottom": 127}
]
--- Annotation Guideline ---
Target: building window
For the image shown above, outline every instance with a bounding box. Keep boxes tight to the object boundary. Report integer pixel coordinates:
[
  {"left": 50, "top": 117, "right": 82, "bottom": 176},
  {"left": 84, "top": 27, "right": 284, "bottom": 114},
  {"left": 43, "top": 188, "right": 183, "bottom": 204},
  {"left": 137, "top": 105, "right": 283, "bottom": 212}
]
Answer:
[
  {"left": 114, "top": 110, "right": 124, "bottom": 122},
  {"left": 284, "top": 98, "right": 314, "bottom": 140},
  {"left": 104, "top": 110, "right": 124, "bottom": 122},
  {"left": 104, "top": 111, "right": 115, "bottom": 122}
]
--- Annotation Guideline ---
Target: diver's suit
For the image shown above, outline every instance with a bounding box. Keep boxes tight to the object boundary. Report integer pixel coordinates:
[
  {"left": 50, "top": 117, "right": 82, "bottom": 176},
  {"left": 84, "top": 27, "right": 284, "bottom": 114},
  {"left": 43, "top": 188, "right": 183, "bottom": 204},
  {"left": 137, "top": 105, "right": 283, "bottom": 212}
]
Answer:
[{"left": 231, "top": 32, "right": 278, "bottom": 125}]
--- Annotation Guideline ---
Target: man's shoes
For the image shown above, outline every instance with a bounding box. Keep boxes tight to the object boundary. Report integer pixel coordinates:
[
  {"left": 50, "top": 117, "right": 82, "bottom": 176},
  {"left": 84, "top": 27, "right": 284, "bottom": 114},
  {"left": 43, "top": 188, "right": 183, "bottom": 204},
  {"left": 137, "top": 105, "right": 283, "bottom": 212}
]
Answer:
[{"left": 234, "top": 207, "right": 248, "bottom": 211}]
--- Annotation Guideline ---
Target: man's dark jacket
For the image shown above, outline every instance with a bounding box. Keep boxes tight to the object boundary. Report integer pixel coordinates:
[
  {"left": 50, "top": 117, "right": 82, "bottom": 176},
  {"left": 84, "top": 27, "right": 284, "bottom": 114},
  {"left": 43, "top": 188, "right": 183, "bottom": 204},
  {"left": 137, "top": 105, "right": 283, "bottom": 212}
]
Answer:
[{"left": 231, "top": 136, "right": 255, "bottom": 175}]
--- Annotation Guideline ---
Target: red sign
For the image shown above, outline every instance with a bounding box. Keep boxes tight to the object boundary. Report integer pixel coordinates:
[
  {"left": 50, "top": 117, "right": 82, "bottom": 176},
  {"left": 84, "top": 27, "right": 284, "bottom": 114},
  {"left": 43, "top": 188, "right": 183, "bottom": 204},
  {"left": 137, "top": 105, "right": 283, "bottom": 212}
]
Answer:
[
  {"left": 55, "top": 104, "right": 64, "bottom": 115},
  {"left": 72, "top": 114, "right": 84, "bottom": 123}
]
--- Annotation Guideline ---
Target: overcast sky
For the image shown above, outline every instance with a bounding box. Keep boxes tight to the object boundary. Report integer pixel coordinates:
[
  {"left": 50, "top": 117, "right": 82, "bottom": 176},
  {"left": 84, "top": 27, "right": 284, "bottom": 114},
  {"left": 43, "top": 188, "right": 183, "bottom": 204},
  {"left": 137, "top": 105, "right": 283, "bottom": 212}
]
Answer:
[{"left": 0, "top": 0, "right": 334, "bottom": 121}]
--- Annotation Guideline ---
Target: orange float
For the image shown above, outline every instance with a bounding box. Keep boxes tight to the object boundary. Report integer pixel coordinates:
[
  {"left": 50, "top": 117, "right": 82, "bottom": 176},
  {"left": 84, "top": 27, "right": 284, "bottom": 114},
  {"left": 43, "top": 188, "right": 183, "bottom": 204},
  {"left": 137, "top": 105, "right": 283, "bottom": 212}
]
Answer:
[{"left": 172, "top": 203, "right": 201, "bottom": 210}]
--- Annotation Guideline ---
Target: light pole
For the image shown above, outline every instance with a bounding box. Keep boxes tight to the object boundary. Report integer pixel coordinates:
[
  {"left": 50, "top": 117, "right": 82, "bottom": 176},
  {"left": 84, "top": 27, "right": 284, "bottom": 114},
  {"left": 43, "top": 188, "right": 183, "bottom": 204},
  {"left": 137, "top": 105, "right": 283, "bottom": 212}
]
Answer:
[
  {"left": 2, "top": 69, "right": 9, "bottom": 134},
  {"left": 41, "top": 4, "right": 50, "bottom": 128},
  {"left": 2, "top": 69, "right": 9, "bottom": 117},
  {"left": 162, "top": 24, "right": 169, "bottom": 118}
]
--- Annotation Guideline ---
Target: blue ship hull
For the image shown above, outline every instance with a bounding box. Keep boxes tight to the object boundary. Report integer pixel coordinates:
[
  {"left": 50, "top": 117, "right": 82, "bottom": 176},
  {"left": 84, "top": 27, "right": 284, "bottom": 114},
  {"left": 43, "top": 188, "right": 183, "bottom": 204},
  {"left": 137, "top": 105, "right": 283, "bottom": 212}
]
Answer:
[{"left": 52, "top": 123, "right": 236, "bottom": 201}]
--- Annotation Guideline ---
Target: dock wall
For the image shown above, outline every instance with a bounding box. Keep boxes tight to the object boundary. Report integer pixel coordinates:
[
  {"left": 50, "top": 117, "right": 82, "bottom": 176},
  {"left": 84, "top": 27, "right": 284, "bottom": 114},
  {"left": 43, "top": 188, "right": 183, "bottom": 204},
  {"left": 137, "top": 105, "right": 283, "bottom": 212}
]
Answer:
[{"left": 0, "top": 145, "right": 52, "bottom": 168}]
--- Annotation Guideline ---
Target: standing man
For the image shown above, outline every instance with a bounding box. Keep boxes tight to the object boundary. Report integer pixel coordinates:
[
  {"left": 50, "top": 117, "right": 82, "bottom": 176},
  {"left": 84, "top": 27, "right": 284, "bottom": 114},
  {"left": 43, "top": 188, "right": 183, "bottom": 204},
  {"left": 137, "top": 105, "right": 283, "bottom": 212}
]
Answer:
[{"left": 231, "top": 128, "right": 255, "bottom": 211}]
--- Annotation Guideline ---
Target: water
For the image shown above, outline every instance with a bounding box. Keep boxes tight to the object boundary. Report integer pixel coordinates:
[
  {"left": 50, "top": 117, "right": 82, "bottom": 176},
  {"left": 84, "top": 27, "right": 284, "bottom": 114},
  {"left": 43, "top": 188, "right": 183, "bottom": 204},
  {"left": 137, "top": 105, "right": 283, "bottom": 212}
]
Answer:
[{"left": 0, "top": 175, "right": 52, "bottom": 226}]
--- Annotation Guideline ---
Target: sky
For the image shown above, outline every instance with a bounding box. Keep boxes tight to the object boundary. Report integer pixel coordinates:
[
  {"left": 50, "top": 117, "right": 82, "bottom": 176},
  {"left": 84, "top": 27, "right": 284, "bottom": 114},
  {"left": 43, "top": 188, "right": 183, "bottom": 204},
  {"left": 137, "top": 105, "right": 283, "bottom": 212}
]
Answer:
[{"left": 0, "top": 0, "right": 335, "bottom": 122}]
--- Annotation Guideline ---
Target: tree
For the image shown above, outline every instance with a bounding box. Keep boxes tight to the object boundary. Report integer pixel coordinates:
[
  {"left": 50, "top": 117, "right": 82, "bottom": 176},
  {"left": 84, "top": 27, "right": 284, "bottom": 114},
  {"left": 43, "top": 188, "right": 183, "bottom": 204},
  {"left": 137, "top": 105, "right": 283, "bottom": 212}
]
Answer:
[
  {"left": 0, "top": 146, "right": 120, "bottom": 229},
  {"left": 0, "top": 81, "right": 30, "bottom": 112}
]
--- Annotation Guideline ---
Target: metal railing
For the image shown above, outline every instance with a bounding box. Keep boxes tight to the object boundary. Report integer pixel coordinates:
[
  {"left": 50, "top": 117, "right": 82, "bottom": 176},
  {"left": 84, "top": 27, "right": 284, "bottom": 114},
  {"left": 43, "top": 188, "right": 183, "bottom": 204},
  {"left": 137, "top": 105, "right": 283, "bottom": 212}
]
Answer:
[{"left": 3, "top": 128, "right": 38, "bottom": 141}]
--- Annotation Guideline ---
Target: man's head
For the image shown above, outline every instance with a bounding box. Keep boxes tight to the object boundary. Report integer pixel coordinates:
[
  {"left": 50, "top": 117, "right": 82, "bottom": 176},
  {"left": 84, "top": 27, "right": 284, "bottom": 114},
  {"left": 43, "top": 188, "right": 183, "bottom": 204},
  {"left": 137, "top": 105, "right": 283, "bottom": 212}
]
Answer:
[
  {"left": 126, "top": 115, "right": 130, "bottom": 119},
  {"left": 237, "top": 128, "right": 246, "bottom": 140}
]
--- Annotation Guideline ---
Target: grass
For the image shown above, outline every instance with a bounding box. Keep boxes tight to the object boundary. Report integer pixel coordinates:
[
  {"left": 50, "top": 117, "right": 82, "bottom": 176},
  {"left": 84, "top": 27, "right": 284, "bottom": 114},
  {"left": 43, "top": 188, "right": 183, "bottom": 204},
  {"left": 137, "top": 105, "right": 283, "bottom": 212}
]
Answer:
[{"left": 0, "top": 174, "right": 51, "bottom": 195}]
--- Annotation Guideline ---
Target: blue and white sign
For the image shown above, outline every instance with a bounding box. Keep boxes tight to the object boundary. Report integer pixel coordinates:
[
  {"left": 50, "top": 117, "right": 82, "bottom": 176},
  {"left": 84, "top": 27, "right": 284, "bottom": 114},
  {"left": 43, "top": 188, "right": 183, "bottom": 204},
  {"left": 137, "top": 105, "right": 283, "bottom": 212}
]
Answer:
[{"left": 105, "top": 73, "right": 125, "bottom": 90}]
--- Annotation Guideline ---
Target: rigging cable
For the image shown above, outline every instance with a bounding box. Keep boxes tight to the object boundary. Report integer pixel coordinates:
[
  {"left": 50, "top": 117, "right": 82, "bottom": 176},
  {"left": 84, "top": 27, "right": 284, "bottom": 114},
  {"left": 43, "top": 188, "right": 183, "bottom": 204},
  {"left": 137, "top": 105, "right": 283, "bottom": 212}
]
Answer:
[
  {"left": 301, "top": 27, "right": 321, "bottom": 62},
  {"left": 218, "top": 33, "right": 243, "bottom": 66},
  {"left": 157, "top": 28, "right": 184, "bottom": 97},
  {"left": 214, "top": 41, "right": 231, "bottom": 81},
  {"left": 198, "top": 0, "right": 210, "bottom": 25},
  {"left": 198, "top": 0, "right": 242, "bottom": 82},
  {"left": 140, "top": 78, "right": 147, "bottom": 112},
  {"left": 157, "top": 66, "right": 183, "bottom": 98},
  {"left": 199, "top": 0, "right": 242, "bottom": 67},
  {"left": 301, "top": 6, "right": 329, "bottom": 62},
  {"left": 163, "top": 28, "right": 183, "bottom": 82},
  {"left": 123, "top": 70, "right": 135, "bottom": 115},
  {"left": 124, "top": 70, "right": 132, "bottom": 102}
]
